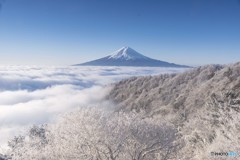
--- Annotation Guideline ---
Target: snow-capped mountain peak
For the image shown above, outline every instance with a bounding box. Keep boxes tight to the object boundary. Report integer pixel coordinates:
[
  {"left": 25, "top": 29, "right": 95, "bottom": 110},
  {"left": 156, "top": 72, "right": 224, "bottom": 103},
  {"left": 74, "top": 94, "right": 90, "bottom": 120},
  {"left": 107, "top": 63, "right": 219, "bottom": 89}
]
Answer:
[
  {"left": 75, "top": 46, "right": 190, "bottom": 68},
  {"left": 107, "top": 47, "right": 148, "bottom": 60}
]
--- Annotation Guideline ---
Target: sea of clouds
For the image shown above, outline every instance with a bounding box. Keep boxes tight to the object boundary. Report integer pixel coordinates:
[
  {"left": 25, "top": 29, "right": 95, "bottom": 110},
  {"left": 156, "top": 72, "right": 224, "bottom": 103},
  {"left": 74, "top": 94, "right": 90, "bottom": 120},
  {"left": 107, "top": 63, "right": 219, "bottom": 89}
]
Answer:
[{"left": 0, "top": 66, "right": 186, "bottom": 151}]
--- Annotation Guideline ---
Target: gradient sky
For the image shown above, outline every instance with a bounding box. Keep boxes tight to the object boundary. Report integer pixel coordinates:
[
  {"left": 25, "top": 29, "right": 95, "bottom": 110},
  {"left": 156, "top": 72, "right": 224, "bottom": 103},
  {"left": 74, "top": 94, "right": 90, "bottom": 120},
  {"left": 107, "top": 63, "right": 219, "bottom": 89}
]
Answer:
[{"left": 0, "top": 0, "right": 239, "bottom": 66}]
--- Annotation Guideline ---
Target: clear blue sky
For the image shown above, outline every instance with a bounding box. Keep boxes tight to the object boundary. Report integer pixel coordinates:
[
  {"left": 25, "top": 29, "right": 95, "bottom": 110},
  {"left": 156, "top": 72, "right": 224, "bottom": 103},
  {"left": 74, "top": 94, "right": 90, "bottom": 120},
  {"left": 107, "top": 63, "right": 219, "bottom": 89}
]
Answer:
[{"left": 0, "top": 0, "right": 239, "bottom": 65}]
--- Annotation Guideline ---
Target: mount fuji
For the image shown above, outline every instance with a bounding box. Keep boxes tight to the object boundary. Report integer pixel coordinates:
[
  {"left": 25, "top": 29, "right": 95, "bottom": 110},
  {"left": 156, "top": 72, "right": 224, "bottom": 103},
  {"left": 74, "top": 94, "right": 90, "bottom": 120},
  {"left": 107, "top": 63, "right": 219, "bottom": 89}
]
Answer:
[{"left": 75, "top": 47, "right": 189, "bottom": 67}]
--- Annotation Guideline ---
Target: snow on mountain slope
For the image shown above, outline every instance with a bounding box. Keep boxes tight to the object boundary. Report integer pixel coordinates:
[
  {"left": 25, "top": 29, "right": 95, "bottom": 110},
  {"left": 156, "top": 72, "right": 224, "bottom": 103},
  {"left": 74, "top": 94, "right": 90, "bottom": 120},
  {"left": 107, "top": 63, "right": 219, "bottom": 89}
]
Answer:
[
  {"left": 107, "top": 47, "right": 149, "bottom": 60},
  {"left": 108, "top": 62, "right": 240, "bottom": 159},
  {"left": 75, "top": 47, "right": 190, "bottom": 68}
]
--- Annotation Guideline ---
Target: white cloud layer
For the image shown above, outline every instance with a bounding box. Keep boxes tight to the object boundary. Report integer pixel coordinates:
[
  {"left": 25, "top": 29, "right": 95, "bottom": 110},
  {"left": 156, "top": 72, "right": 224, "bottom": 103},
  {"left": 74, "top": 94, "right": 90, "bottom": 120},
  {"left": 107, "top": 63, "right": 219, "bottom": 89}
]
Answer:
[{"left": 0, "top": 66, "right": 186, "bottom": 150}]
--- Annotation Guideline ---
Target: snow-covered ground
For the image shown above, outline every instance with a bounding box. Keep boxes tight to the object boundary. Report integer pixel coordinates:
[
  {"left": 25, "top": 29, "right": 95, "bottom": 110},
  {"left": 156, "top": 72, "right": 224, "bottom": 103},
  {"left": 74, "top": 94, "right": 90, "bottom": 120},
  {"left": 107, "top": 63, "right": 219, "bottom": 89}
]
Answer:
[{"left": 0, "top": 66, "right": 186, "bottom": 151}]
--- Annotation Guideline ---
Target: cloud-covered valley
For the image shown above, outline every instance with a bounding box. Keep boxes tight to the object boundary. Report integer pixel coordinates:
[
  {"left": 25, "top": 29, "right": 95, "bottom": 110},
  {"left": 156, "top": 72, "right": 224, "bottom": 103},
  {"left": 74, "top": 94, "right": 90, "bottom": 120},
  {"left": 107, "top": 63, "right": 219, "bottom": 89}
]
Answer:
[{"left": 0, "top": 66, "right": 185, "bottom": 150}]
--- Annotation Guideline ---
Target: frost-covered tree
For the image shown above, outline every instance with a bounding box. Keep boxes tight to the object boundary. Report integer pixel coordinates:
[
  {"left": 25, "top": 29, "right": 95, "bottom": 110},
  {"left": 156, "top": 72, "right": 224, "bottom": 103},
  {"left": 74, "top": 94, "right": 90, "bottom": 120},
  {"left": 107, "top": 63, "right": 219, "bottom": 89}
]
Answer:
[
  {"left": 8, "top": 125, "right": 50, "bottom": 160},
  {"left": 8, "top": 108, "right": 180, "bottom": 160}
]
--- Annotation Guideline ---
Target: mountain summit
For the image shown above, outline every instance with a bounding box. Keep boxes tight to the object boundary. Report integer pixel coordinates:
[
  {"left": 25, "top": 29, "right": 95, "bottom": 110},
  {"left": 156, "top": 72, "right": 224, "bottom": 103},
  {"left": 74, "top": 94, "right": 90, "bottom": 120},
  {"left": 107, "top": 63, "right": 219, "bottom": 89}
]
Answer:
[
  {"left": 75, "top": 47, "right": 189, "bottom": 67},
  {"left": 107, "top": 47, "right": 148, "bottom": 60}
]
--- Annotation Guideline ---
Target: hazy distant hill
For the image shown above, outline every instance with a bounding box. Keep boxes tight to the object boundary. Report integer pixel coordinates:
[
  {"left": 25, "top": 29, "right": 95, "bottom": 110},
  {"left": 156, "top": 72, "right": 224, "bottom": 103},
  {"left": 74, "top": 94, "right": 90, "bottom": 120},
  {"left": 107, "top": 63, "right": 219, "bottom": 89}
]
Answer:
[
  {"left": 108, "top": 62, "right": 240, "bottom": 159},
  {"left": 75, "top": 47, "right": 189, "bottom": 68}
]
